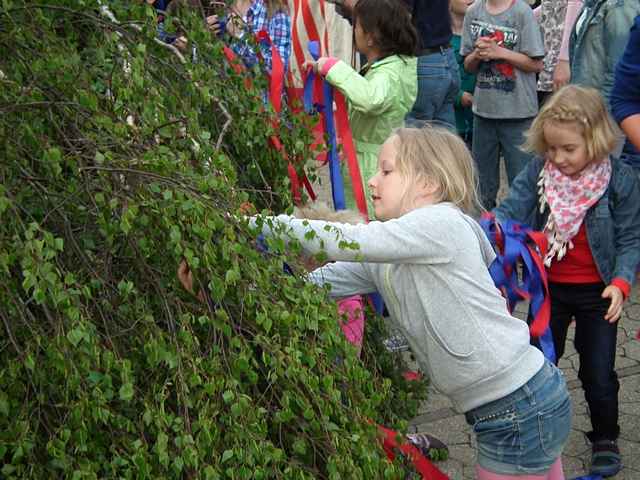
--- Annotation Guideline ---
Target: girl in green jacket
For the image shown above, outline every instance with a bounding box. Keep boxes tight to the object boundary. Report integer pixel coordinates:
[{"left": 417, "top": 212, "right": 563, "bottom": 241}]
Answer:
[{"left": 307, "top": 0, "right": 418, "bottom": 217}]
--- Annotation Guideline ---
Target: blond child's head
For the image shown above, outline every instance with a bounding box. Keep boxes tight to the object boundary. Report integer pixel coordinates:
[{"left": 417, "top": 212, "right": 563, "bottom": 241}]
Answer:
[
  {"left": 524, "top": 85, "right": 620, "bottom": 177},
  {"left": 368, "top": 125, "right": 482, "bottom": 220}
]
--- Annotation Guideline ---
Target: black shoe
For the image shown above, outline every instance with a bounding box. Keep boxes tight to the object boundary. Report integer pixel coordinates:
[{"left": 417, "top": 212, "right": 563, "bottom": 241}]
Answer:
[{"left": 590, "top": 439, "right": 622, "bottom": 477}]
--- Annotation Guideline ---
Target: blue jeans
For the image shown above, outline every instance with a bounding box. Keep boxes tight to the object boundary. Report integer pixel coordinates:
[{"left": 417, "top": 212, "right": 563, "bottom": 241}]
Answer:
[
  {"left": 620, "top": 139, "right": 640, "bottom": 171},
  {"left": 406, "top": 47, "right": 459, "bottom": 128},
  {"left": 472, "top": 114, "right": 535, "bottom": 210},
  {"left": 549, "top": 282, "right": 620, "bottom": 442},
  {"left": 465, "top": 360, "right": 572, "bottom": 475}
]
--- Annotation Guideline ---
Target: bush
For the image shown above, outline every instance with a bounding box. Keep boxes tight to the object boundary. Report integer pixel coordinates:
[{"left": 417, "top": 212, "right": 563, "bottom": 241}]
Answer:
[{"left": 0, "top": 1, "right": 427, "bottom": 477}]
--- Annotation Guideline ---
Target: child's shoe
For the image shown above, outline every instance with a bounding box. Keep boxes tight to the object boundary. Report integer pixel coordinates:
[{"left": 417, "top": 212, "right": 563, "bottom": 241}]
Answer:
[
  {"left": 406, "top": 432, "right": 449, "bottom": 461},
  {"left": 383, "top": 333, "right": 410, "bottom": 352},
  {"left": 590, "top": 439, "right": 622, "bottom": 477}
]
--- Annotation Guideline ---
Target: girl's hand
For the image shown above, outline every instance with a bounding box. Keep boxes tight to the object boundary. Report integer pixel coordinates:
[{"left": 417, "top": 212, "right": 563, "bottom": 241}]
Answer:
[
  {"left": 602, "top": 285, "right": 624, "bottom": 323},
  {"left": 178, "top": 260, "right": 196, "bottom": 294},
  {"left": 303, "top": 57, "right": 329, "bottom": 75},
  {"left": 177, "top": 260, "right": 207, "bottom": 303}
]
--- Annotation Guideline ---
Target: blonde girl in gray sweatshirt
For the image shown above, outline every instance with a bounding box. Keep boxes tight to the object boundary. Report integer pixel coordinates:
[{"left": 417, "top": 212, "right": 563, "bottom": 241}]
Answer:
[{"left": 244, "top": 126, "right": 573, "bottom": 479}]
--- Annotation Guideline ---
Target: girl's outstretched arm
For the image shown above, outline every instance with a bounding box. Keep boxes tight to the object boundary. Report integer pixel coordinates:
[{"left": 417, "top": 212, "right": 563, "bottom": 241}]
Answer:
[
  {"left": 308, "top": 261, "right": 378, "bottom": 298},
  {"left": 248, "top": 206, "right": 455, "bottom": 264}
]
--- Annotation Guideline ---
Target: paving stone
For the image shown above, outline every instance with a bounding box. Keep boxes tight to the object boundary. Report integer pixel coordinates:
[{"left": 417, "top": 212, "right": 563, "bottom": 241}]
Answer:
[
  {"left": 617, "top": 354, "right": 639, "bottom": 369},
  {"left": 562, "top": 429, "right": 590, "bottom": 456},
  {"left": 623, "top": 340, "right": 640, "bottom": 362}
]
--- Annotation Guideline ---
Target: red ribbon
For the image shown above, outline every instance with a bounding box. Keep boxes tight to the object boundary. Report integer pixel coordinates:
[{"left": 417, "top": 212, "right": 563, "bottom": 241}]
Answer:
[
  {"left": 223, "top": 33, "right": 315, "bottom": 204},
  {"left": 377, "top": 425, "right": 449, "bottom": 480},
  {"left": 334, "top": 91, "right": 368, "bottom": 219}
]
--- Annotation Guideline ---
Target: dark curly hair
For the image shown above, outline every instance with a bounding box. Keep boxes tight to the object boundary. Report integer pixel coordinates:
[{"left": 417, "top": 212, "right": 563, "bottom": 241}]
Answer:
[{"left": 353, "top": 0, "right": 419, "bottom": 58}]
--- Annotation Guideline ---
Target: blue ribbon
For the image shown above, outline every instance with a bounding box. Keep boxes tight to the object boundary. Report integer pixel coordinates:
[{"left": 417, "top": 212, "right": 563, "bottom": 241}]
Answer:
[
  {"left": 480, "top": 217, "right": 556, "bottom": 363},
  {"left": 303, "top": 41, "right": 345, "bottom": 211},
  {"left": 303, "top": 43, "right": 386, "bottom": 317}
]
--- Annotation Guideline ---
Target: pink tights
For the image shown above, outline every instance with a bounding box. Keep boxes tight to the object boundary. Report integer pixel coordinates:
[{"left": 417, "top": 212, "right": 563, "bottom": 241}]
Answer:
[{"left": 476, "top": 457, "right": 564, "bottom": 480}]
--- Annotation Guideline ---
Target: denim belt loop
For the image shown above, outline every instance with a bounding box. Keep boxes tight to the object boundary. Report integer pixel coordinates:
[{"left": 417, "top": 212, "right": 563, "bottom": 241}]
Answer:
[{"left": 522, "top": 382, "right": 536, "bottom": 407}]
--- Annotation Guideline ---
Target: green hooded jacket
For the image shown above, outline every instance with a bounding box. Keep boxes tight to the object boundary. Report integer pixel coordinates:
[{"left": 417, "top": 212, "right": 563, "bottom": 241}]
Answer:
[{"left": 325, "top": 55, "right": 418, "bottom": 216}]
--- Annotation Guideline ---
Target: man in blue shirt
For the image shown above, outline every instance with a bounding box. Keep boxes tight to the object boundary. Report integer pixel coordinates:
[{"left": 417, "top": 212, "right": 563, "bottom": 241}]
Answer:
[{"left": 401, "top": 0, "right": 460, "bottom": 128}]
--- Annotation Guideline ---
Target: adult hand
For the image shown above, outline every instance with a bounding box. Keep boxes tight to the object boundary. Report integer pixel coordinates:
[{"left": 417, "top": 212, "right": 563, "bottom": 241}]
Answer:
[
  {"left": 206, "top": 14, "right": 221, "bottom": 35},
  {"left": 602, "top": 285, "right": 624, "bottom": 323},
  {"left": 461, "top": 91, "right": 474, "bottom": 108},
  {"left": 553, "top": 60, "right": 570, "bottom": 91}
]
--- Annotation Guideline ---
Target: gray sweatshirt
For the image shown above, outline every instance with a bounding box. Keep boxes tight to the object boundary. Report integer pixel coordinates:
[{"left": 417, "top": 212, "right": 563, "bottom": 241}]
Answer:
[{"left": 252, "top": 203, "right": 543, "bottom": 412}]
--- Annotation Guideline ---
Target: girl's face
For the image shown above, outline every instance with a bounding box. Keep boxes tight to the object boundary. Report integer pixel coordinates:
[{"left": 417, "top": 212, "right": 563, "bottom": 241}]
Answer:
[
  {"left": 544, "top": 121, "right": 591, "bottom": 178},
  {"left": 450, "top": 0, "right": 474, "bottom": 15},
  {"left": 354, "top": 20, "right": 375, "bottom": 56},
  {"left": 368, "top": 137, "right": 436, "bottom": 220}
]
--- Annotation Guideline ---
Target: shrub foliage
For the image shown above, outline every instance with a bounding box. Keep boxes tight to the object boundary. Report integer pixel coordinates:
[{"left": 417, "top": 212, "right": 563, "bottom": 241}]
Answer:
[{"left": 0, "top": 1, "right": 427, "bottom": 478}]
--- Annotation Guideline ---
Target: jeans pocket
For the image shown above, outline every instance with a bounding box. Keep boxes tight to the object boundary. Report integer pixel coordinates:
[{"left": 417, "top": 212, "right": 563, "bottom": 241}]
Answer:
[
  {"left": 473, "top": 408, "right": 520, "bottom": 455},
  {"left": 538, "top": 394, "right": 572, "bottom": 459}
]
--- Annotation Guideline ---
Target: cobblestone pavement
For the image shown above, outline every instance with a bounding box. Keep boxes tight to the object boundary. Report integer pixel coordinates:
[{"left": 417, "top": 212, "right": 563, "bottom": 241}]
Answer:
[{"left": 408, "top": 293, "right": 640, "bottom": 480}]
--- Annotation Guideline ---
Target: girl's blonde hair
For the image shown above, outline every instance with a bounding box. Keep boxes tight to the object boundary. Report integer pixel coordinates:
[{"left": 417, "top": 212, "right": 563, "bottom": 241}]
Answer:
[
  {"left": 393, "top": 125, "right": 482, "bottom": 214},
  {"left": 523, "top": 85, "right": 620, "bottom": 160}
]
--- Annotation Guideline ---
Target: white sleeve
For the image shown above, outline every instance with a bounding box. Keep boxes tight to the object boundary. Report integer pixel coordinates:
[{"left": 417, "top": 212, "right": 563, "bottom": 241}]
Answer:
[
  {"left": 249, "top": 207, "right": 455, "bottom": 264},
  {"left": 308, "top": 261, "right": 378, "bottom": 298}
]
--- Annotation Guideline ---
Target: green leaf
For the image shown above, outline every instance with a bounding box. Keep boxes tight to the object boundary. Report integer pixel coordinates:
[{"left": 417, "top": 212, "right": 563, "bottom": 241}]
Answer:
[
  {"left": 24, "top": 354, "right": 35, "bottom": 371},
  {"left": 0, "top": 391, "right": 9, "bottom": 416},
  {"left": 119, "top": 383, "right": 134, "bottom": 402},
  {"left": 221, "top": 449, "right": 234, "bottom": 463},
  {"left": 67, "top": 327, "right": 85, "bottom": 347},
  {"left": 222, "top": 390, "right": 234, "bottom": 404}
]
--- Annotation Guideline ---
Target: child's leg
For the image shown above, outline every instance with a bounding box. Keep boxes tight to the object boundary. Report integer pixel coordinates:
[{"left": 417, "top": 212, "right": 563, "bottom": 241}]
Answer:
[
  {"left": 573, "top": 284, "right": 620, "bottom": 441},
  {"left": 336, "top": 295, "right": 365, "bottom": 356},
  {"left": 476, "top": 457, "right": 564, "bottom": 480},
  {"left": 472, "top": 114, "right": 500, "bottom": 210},
  {"left": 548, "top": 283, "right": 576, "bottom": 364},
  {"left": 498, "top": 116, "right": 534, "bottom": 186}
]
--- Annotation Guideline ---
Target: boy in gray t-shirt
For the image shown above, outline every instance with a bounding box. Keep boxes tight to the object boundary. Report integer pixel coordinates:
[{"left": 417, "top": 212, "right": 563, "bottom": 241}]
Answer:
[{"left": 461, "top": 0, "right": 544, "bottom": 209}]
